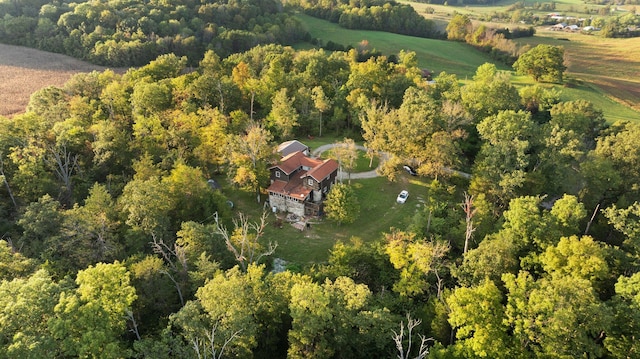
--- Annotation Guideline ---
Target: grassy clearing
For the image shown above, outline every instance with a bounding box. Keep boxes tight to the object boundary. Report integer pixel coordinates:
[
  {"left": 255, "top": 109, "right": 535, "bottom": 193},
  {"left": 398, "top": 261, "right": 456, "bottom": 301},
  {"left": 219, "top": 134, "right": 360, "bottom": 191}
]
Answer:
[
  {"left": 295, "top": 13, "right": 507, "bottom": 77},
  {"left": 222, "top": 172, "right": 450, "bottom": 266}
]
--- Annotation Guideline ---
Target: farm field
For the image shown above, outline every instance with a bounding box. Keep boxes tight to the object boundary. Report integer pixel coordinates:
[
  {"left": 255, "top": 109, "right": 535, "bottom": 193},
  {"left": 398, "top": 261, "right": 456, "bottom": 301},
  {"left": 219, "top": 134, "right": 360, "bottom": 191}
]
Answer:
[{"left": 0, "top": 43, "right": 107, "bottom": 117}]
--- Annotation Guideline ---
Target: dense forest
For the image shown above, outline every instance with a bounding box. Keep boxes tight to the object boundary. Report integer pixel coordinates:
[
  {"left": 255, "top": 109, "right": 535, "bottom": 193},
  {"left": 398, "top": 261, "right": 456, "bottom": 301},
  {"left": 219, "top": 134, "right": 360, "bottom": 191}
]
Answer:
[
  {"left": 284, "top": 0, "right": 442, "bottom": 38},
  {"left": 0, "top": 42, "right": 639, "bottom": 357},
  {"left": 1, "top": 0, "right": 640, "bottom": 357},
  {"left": 0, "top": 0, "right": 309, "bottom": 66},
  {"left": 0, "top": 0, "right": 441, "bottom": 67}
]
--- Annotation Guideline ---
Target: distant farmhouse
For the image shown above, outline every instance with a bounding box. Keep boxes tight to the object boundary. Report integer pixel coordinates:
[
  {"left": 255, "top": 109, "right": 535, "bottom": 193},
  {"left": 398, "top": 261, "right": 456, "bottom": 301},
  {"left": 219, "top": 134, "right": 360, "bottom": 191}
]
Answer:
[{"left": 267, "top": 145, "right": 339, "bottom": 218}]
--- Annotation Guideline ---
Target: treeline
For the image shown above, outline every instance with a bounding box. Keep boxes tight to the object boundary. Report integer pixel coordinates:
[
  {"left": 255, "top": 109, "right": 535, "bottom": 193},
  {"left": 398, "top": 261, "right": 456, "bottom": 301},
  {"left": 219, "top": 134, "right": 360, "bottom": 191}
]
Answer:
[
  {"left": 0, "top": 0, "right": 309, "bottom": 66},
  {"left": 285, "top": 0, "right": 443, "bottom": 39},
  {"left": 445, "top": 13, "right": 535, "bottom": 65},
  {"left": 1, "top": 45, "right": 640, "bottom": 357}
]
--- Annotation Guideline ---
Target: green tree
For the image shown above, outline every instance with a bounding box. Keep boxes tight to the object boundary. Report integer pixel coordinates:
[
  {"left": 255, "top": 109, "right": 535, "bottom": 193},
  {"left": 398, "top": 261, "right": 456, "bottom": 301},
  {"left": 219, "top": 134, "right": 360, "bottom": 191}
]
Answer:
[
  {"left": 328, "top": 138, "right": 358, "bottom": 184},
  {"left": 324, "top": 183, "right": 360, "bottom": 225},
  {"left": 461, "top": 63, "right": 520, "bottom": 122},
  {"left": 50, "top": 262, "right": 137, "bottom": 359},
  {"left": 288, "top": 276, "right": 397, "bottom": 359},
  {"left": 513, "top": 44, "right": 567, "bottom": 83},
  {"left": 266, "top": 88, "right": 299, "bottom": 140},
  {"left": 227, "top": 123, "right": 274, "bottom": 203},
  {"left": 503, "top": 271, "right": 611, "bottom": 357},
  {"left": 172, "top": 264, "right": 294, "bottom": 358},
  {"left": 0, "top": 269, "right": 61, "bottom": 358},
  {"left": 0, "top": 240, "right": 37, "bottom": 280},
  {"left": 447, "top": 279, "right": 513, "bottom": 358},
  {"left": 470, "top": 110, "right": 537, "bottom": 211},
  {"left": 17, "top": 194, "right": 63, "bottom": 259},
  {"left": 605, "top": 272, "right": 640, "bottom": 357},
  {"left": 446, "top": 13, "right": 472, "bottom": 41},
  {"left": 385, "top": 229, "right": 449, "bottom": 298}
]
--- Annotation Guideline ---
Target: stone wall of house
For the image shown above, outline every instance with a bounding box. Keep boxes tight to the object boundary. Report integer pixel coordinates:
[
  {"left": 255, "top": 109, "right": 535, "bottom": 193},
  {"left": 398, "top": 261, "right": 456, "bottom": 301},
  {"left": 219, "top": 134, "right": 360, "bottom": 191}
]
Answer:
[{"left": 269, "top": 194, "right": 305, "bottom": 217}]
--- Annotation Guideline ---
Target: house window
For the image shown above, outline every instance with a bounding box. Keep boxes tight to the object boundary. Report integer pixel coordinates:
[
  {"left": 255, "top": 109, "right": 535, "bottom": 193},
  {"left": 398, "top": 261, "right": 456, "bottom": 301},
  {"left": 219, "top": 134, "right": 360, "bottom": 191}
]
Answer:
[
  {"left": 308, "top": 178, "right": 313, "bottom": 186},
  {"left": 323, "top": 186, "right": 328, "bottom": 193},
  {"left": 275, "top": 171, "right": 280, "bottom": 178}
]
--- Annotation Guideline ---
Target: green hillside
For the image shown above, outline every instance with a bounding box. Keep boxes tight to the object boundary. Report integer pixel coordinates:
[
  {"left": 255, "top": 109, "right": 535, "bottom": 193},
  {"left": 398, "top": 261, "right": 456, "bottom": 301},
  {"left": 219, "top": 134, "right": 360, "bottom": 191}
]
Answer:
[
  {"left": 296, "top": 13, "right": 640, "bottom": 123},
  {"left": 295, "top": 13, "right": 508, "bottom": 77}
]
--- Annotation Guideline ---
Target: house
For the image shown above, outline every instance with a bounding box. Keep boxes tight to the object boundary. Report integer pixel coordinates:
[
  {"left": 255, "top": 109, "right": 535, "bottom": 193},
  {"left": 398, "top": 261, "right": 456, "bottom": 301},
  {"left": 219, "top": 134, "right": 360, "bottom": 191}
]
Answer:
[
  {"left": 267, "top": 151, "right": 339, "bottom": 217},
  {"left": 277, "top": 140, "right": 310, "bottom": 157}
]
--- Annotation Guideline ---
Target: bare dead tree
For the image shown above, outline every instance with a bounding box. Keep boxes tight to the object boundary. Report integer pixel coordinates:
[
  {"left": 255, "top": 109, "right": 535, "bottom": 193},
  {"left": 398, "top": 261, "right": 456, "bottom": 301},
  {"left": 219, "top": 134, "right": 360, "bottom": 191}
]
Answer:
[
  {"left": 125, "top": 309, "right": 141, "bottom": 340},
  {"left": 392, "top": 314, "right": 431, "bottom": 359},
  {"left": 461, "top": 192, "right": 477, "bottom": 255},
  {"left": 0, "top": 156, "right": 17, "bottom": 209},
  {"left": 47, "top": 145, "right": 79, "bottom": 207},
  {"left": 585, "top": 203, "right": 600, "bottom": 236},
  {"left": 214, "top": 211, "right": 277, "bottom": 271},
  {"left": 151, "top": 234, "right": 188, "bottom": 306},
  {"left": 191, "top": 323, "right": 242, "bottom": 359}
]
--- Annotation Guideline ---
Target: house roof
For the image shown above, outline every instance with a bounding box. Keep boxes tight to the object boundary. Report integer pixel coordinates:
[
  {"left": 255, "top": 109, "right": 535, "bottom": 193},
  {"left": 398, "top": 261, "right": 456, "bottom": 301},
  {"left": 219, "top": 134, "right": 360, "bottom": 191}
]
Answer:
[
  {"left": 277, "top": 140, "right": 309, "bottom": 157},
  {"left": 270, "top": 151, "right": 323, "bottom": 175},
  {"left": 267, "top": 177, "right": 312, "bottom": 200},
  {"left": 305, "top": 159, "right": 339, "bottom": 182}
]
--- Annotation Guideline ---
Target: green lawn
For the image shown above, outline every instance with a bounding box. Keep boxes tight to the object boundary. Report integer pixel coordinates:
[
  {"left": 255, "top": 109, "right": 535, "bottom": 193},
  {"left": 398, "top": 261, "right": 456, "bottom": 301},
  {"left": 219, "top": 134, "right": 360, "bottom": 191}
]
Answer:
[{"left": 223, "top": 173, "right": 445, "bottom": 267}]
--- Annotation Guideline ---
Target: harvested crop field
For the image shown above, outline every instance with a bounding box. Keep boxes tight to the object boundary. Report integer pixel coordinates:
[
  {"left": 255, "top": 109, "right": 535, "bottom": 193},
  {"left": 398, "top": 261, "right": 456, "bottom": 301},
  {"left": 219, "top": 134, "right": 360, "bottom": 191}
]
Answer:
[{"left": 0, "top": 43, "right": 108, "bottom": 117}]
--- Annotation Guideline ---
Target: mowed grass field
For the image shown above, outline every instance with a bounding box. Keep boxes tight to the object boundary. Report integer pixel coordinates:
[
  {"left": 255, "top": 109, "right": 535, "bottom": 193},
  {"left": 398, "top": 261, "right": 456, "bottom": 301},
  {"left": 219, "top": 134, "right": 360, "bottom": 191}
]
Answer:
[
  {"left": 0, "top": 43, "right": 107, "bottom": 117},
  {"left": 295, "top": 13, "right": 509, "bottom": 76}
]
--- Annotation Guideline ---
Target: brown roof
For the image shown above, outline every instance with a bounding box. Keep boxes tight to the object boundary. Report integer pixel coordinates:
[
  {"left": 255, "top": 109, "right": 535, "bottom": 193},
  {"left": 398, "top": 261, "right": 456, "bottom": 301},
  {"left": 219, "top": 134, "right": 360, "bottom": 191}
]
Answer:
[
  {"left": 270, "top": 151, "right": 323, "bottom": 175},
  {"left": 305, "top": 159, "right": 339, "bottom": 182},
  {"left": 267, "top": 177, "right": 312, "bottom": 200}
]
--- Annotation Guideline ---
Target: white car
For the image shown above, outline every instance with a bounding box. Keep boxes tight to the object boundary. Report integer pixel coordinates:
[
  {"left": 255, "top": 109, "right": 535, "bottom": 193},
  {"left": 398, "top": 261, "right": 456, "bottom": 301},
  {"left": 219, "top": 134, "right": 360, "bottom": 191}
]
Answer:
[{"left": 397, "top": 190, "right": 409, "bottom": 204}]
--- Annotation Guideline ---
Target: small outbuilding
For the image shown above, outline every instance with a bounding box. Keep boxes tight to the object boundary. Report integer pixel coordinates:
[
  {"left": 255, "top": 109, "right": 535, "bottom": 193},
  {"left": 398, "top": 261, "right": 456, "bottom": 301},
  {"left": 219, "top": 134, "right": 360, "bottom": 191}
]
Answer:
[{"left": 277, "top": 140, "right": 310, "bottom": 157}]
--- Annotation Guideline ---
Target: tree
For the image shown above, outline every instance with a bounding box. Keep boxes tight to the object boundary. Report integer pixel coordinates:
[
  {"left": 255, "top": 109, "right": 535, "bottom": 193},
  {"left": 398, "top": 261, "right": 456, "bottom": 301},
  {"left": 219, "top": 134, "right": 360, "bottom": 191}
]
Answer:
[
  {"left": 172, "top": 265, "right": 294, "bottom": 358},
  {"left": 213, "top": 211, "right": 277, "bottom": 272},
  {"left": 328, "top": 138, "right": 358, "bottom": 184},
  {"left": 266, "top": 88, "right": 299, "bottom": 140},
  {"left": 16, "top": 194, "right": 63, "bottom": 259},
  {"left": 312, "top": 86, "right": 331, "bottom": 137},
  {"left": 288, "top": 276, "right": 397, "bottom": 359},
  {"left": 446, "top": 14, "right": 472, "bottom": 41},
  {"left": 49, "top": 262, "right": 137, "bottom": 359},
  {"left": 513, "top": 44, "right": 567, "bottom": 83},
  {"left": 0, "top": 269, "right": 61, "bottom": 358},
  {"left": 385, "top": 229, "right": 449, "bottom": 298},
  {"left": 461, "top": 63, "right": 520, "bottom": 122},
  {"left": 539, "top": 235, "right": 609, "bottom": 285},
  {"left": 470, "top": 110, "right": 537, "bottom": 211},
  {"left": 605, "top": 272, "right": 640, "bottom": 357},
  {"left": 447, "top": 279, "right": 513, "bottom": 358},
  {"left": 227, "top": 123, "right": 274, "bottom": 203},
  {"left": 503, "top": 271, "right": 611, "bottom": 357},
  {"left": 324, "top": 183, "right": 360, "bottom": 225}
]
